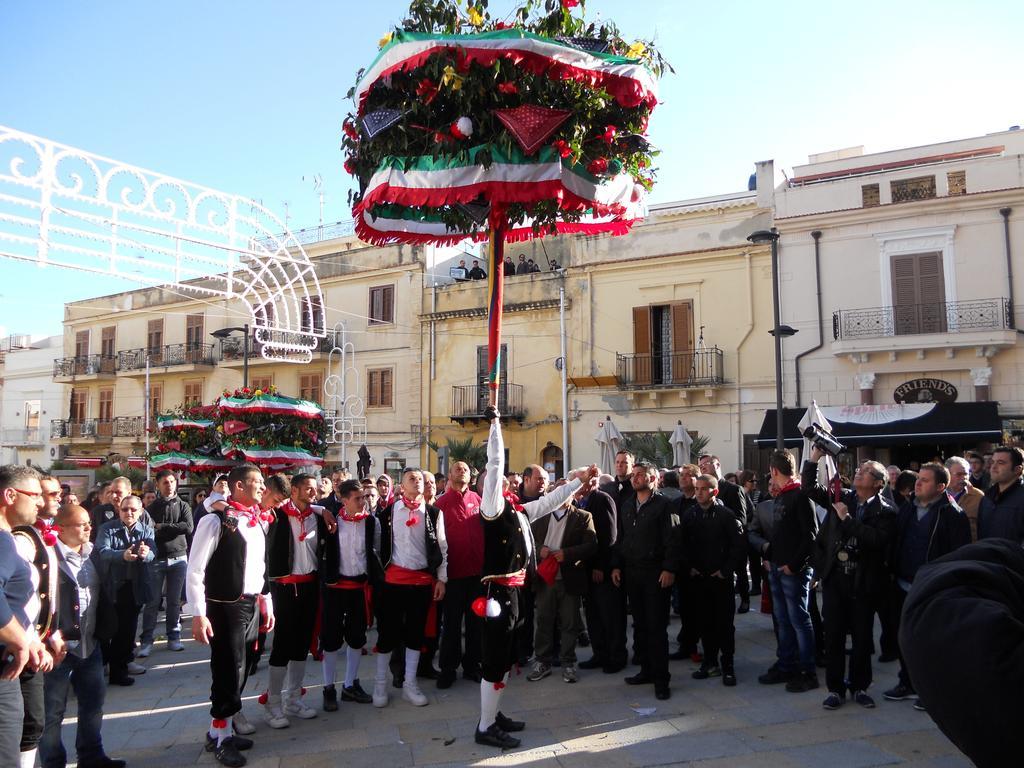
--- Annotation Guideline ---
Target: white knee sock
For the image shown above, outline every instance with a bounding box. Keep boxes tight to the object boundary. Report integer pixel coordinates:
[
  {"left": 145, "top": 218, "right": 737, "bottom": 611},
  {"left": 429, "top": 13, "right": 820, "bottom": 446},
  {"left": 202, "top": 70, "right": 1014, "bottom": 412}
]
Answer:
[
  {"left": 478, "top": 680, "right": 503, "bottom": 732},
  {"left": 286, "top": 658, "right": 307, "bottom": 696},
  {"left": 268, "top": 664, "right": 288, "bottom": 706},
  {"left": 322, "top": 649, "right": 338, "bottom": 687},
  {"left": 375, "top": 650, "right": 390, "bottom": 684},
  {"left": 345, "top": 646, "right": 362, "bottom": 687},
  {"left": 19, "top": 749, "right": 37, "bottom": 768},
  {"left": 208, "top": 719, "right": 232, "bottom": 746},
  {"left": 404, "top": 647, "right": 420, "bottom": 688}
]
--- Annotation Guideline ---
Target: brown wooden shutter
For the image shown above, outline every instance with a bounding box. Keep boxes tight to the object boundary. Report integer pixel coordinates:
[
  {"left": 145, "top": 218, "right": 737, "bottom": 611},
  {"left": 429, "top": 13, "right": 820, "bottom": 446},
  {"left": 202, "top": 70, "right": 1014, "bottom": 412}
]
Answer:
[
  {"left": 670, "top": 302, "right": 693, "bottom": 382},
  {"left": 632, "top": 306, "right": 652, "bottom": 385},
  {"left": 891, "top": 252, "right": 945, "bottom": 334},
  {"left": 367, "top": 370, "right": 378, "bottom": 407},
  {"left": 75, "top": 330, "right": 90, "bottom": 358},
  {"left": 101, "top": 326, "right": 115, "bottom": 358},
  {"left": 382, "top": 286, "right": 394, "bottom": 323},
  {"left": 381, "top": 369, "right": 393, "bottom": 407}
]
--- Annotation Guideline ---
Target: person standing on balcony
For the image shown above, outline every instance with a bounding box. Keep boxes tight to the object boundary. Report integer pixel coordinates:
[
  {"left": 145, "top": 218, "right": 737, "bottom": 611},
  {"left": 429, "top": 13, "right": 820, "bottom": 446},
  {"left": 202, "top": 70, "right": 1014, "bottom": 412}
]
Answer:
[
  {"left": 515, "top": 254, "right": 530, "bottom": 275},
  {"left": 468, "top": 260, "right": 487, "bottom": 280},
  {"left": 502, "top": 255, "right": 515, "bottom": 281},
  {"left": 138, "top": 469, "right": 193, "bottom": 657}
]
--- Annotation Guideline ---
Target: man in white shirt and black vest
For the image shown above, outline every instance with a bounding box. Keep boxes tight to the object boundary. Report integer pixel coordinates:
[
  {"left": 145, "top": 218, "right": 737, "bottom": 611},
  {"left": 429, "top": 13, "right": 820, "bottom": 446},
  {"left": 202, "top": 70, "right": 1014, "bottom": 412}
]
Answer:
[
  {"left": 476, "top": 406, "right": 599, "bottom": 749},
  {"left": 187, "top": 464, "right": 275, "bottom": 768},
  {"left": 318, "top": 479, "right": 382, "bottom": 710},
  {"left": 372, "top": 468, "right": 447, "bottom": 709},
  {"left": 261, "top": 474, "right": 325, "bottom": 727}
]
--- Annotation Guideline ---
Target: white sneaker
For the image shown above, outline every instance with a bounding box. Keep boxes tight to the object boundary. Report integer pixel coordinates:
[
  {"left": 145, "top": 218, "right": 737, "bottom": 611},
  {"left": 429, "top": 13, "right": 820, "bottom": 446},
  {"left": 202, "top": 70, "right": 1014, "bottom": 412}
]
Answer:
[
  {"left": 372, "top": 680, "right": 389, "bottom": 708},
  {"left": 126, "top": 662, "right": 147, "bottom": 675},
  {"left": 232, "top": 712, "right": 256, "bottom": 735},
  {"left": 282, "top": 694, "right": 317, "bottom": 720},
  {"left": 136, "top": 643, "right": 153, "bottom": 658},
  {"left": 263, "top": 703, "right": 290, "bottom": 729},
  {"left": 401, "top": 681, "right": 429, "bottom": 707}
]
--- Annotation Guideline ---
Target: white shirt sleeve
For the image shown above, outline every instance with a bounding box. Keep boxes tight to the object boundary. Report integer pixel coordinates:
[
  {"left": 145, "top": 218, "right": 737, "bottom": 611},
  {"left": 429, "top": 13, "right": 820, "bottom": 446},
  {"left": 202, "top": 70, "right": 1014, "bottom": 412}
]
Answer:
[
  {"left": 481, "top": 420, "right": 506, "bottom": 521},
  {"left": 434, "top": 508, "right": 448, "bottom": 583},
  {"left": 186, "top": 514, "right": 221, "bottom": 618},
  {"left": 522, "top": 479, "right": 583, "bottom": 523}
]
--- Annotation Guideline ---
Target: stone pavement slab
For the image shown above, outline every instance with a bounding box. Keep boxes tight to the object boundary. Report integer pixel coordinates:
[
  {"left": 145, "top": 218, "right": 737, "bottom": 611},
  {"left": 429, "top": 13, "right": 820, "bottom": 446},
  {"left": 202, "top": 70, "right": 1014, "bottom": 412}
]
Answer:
[{"left": 50, "top": 607, "right": 968, "bottom": 767}]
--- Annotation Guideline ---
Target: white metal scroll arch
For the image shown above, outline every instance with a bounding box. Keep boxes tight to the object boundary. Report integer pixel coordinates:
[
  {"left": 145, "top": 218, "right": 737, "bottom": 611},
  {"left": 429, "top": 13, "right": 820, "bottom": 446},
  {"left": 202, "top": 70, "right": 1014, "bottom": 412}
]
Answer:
[{"left": 0, "top": 124, "right": 326, "bottom": 360}]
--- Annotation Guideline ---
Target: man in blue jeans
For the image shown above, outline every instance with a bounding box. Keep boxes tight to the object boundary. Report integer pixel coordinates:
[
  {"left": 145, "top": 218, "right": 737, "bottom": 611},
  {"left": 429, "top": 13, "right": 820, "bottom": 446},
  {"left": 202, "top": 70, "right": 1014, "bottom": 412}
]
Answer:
[
  {"left": 139, "top": 470, "right": 193, "bottom": 656},
  {"left": 757, "top": 449, "right": 820, "bottom": 693},
  {"left": 41, "top": 504, "right": 125, "bottom": 768}
]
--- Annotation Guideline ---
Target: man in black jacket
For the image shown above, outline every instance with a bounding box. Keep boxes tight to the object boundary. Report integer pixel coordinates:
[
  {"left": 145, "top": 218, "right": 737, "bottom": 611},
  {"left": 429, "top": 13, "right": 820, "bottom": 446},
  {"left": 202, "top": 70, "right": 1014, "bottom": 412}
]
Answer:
[
  {"left": 802, "top": 449, "right": 896, "bottom": 710},
  {"left": 577, "top": 484, "right": 626, "bottom": 674},
  {"left": 683, "top": 475, "right": 745, "bottom": 686},
  {"left": 977, "top": 445, "right": 1024, "bottom": 543},
  {"left": 699, "top": 455, "right": 753, "bottom": 612},
  {"left": 883, "top": 462, "right": 971, "bottom": 706},
  {"left": 610, "top": 462, "right": 681, "bottom": 700},
  {"left": 600, "top": 450, "right": 635, "bottom": 513},
  {"left": 139, "top": 469, "right": 194, "bottom": 656},
  {"left": 757, "top": 450, "right": 819, "bottom": 693}
]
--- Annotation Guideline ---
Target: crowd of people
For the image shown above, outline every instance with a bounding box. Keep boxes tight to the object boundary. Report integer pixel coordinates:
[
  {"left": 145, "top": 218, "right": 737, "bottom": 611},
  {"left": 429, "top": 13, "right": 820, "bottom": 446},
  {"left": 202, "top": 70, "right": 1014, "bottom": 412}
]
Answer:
[
  {"left": 2, "top": 427, "right": 1023, "bottom": 767},
  {"left": 452, "top": 253, "right": 561, "bottom": 282}
]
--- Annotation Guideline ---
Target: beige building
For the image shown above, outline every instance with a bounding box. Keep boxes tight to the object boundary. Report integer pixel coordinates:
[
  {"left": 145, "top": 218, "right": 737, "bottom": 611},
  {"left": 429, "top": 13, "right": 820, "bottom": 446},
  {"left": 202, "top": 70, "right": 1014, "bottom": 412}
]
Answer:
[
  {"left": 769, "top": 127, "right": 1024, "bottom": 467},
  {"left": 421, "top": 172, "right": 780, "bottom": 475},
  {"left": 50, "top": 234, "right": 426, "bottom": 476}
]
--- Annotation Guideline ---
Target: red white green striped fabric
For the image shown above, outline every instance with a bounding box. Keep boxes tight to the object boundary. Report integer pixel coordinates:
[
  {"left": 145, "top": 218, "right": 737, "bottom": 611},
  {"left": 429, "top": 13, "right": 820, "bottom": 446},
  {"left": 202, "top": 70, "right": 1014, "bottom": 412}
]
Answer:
[
  {"left": 148, "top": 452, "right": 237, "bottom": 472},
  {"left": 356, "top": 30, "right": 658, "bottom": 113},
  {"left": 218, "top": 394, "right": 323, "bottom": 420},
  {"left": 157, "top": 416, "right": 215, "bottom": 430},
  {"left": 223, "top": 445, "right": 325, "bottom": 469}
]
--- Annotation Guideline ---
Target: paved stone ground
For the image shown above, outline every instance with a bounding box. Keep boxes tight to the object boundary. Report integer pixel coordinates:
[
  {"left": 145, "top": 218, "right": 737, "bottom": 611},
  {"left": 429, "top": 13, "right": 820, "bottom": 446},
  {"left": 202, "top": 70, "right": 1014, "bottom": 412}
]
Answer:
[{"left": 54, "top": 608, "right": 971, "bottom": 768}]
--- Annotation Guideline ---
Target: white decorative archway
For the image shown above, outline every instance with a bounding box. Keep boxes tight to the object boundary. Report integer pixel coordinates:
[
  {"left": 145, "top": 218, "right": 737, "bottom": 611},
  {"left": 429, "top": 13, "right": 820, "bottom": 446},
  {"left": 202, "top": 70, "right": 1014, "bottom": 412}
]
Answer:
[{"left": 0, "top": 124, "right": 325, "bottom": 359}]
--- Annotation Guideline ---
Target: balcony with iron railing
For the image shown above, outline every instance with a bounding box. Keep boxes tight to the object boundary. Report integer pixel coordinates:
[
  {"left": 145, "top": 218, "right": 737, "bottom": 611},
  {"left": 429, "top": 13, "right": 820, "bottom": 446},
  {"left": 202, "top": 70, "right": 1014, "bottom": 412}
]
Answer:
[
  {"left": 117, "top": 343, "right": 216, "bottom": 374},
  {"left": 615, "top": 348, "right": 726, "bottom": 390},
  {"left": 51, "top": 416, "right": 143, "bottom": 441},
  {"left": 450, "top": 384, "right": 525, "bottom": 422},
  {"left": 53, "top": 355, "right": 117, "bottom": 381},
  {"left": 220, "top": 330, "right": 334, "bottom": 365},
  {"left": 831, "top": 297, "right": 1018, "bottom": 357}
]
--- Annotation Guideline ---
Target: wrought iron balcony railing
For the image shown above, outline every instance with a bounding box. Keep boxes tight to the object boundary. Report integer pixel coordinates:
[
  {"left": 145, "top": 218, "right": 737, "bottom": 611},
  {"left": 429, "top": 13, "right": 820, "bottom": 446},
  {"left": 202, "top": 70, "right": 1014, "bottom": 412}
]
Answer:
[
  {"left": 833, "top": 298, "right": 1013, "bottom": 340},
  {"left": 451, "top": 384, "right": 525, "bottom": 421},
  {"left": 220, "top": 331, "right": 333, "bottom": 361},
  {"left": 51, "top": 416, "right": 142, "bottom": 439},
  {"left": 53, "top": 355, "right": 117, "bottom": 377},
  {"left": 117, "top": 343, "right": 216, "bottom": 371},
  {"left": 616, "top": 347, "right": 726, "bottom": 389}
]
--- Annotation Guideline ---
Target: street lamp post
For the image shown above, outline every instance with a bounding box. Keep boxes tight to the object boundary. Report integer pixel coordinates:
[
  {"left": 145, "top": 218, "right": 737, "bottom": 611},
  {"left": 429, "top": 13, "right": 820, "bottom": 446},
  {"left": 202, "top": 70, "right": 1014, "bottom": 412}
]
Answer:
[
  {"left": 211, "top": 323, "right": 250, "bottom": 389},
  {"left": 748, "top": 229, "right": 797, "bottom": 450}
]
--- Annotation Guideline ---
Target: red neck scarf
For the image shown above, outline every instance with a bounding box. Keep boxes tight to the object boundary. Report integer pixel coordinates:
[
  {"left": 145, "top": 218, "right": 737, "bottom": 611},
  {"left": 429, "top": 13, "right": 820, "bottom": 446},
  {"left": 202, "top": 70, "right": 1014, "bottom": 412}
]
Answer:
[
  {"left": 340, "top": 510, "right": 370, "bottom": 523},
  {"left": 227, "top": 499, "right": 273, "bottom": 527},
  {"left": 400, "top": 494, "right": 423, "bottom": 526},
  {"left": 771, "top": 479, "right": 802, "bottom": 497},
  {"left": 280, "top": 500, "right": 316, "bottom": 541},
  {"left": 35, "top": 519, "right": 58, "bottom": 547},
  {"left": 503, "top": 491, "right": 524, "bottom": 512}
]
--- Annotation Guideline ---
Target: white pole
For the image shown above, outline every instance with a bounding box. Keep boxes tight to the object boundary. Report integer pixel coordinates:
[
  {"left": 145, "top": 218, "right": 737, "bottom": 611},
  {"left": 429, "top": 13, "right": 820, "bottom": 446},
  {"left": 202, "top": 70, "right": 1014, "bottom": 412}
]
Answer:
[
  {"left": 560, "top": 286, "right": 569, "bottom": 473},
  {"left": 144, "top": 353, "right": 151, "bottom": 481}
]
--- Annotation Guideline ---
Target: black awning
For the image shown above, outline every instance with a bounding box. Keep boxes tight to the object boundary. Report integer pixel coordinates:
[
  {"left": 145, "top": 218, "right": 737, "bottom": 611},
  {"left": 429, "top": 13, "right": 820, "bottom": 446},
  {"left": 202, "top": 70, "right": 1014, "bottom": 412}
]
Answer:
[{"left": 755, "top": 402, "right": 1004, "bottom": 448}]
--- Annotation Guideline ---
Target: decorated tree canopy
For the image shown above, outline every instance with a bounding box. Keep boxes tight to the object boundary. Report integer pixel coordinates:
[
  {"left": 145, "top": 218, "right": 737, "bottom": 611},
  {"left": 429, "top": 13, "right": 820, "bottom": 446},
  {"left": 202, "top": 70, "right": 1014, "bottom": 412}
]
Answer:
[
  {"left": 148, "top": 389, "right": 327, "bottom": 475},
  {"left": 343, "top": 0, "right": 667, "bottom": 403},
  {"left": 343, "top": 0, "right": 668, "bottom": 245}
]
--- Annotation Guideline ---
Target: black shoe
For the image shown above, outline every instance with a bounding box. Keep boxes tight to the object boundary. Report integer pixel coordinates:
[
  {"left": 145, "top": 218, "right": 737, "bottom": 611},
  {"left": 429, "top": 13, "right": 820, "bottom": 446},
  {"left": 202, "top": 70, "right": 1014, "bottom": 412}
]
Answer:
[
  {"left": 205, "top": 734, "right": 254, "bottom": 752},
  {"left": 602, "top": 662, "right": 626, "bottom": 674},
  {"left": 496, "top": 711, "right": 526, "bottom": 732},
  {"left": 655, "top": 685, "right": 671, "bottom": 700},
  {"left": 109, "top": 675, "right": 135, "bottom": 687},
  {"left": 211, "top": 738, "right": 246, "bottom": 767},
  {"left": 624, "top": 672, "right": 652, "bottom": 686},
  {"left": 822, "top": 692, "right": 844, "bottom": 710},
  {"left": 853, "top": 690, "right": 876, "bottom": 708},
  {"left": 437, "top": 670, "right": 456, "bottom": 689},
  {"left": 578, "top": 630, "right": 590, "bottom": 647},
  {"left": 737, "top": 600, "right": 750, "bottom": 614},
  {"left": 883, "top": 683, "right": 916, "bottom": 701},
  {"left": 323, "top": 684, "right": 339, "bottom": 711},
  {"left": 578, "top": 657, "right": 604, "bottom": 670},
  {"left": 722, "top": 670, "right": 737, "bottom": 687},
  {"left": 785, "top": 671, "right": 820, "bottom": 693},
  {"left": 877, "top": 653, "right": 898, "bottom": 663},
  {"left": 462, "top": 668, "right": 482, "bottom": 683},
  {"left": 757, "top": 665, "right": 793, "bottom": 685},
  {"left": 475, "top": 723, "right": 520, "bottom": 749},
  {"left": 80, "top": 758, "right": 127, "bottom": 768},
  {"left": 913, "top": 699, "right": 926, "bottom": 712},
  {"left": 342, "top": 680, "right": 373, "bottom": 704},
  {"left": 692, "top": 665, "right": 721, "bottom": 680}
]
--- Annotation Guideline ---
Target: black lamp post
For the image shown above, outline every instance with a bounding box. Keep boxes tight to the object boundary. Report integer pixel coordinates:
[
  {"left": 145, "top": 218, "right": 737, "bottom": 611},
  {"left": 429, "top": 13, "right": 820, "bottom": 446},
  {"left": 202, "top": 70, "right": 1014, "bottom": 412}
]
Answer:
[
  {"left": 748, "top": 229, "right": 797, "bottom": 449},
  {"left": 211, "top": 323, "right": 250, "bottom": 389}
]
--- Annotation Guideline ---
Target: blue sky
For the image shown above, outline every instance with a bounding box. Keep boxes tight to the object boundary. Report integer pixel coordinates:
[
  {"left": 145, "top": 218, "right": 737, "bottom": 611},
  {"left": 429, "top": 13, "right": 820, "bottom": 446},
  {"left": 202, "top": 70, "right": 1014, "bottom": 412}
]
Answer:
[{"left": 0, "top": 0, "right": 1020, "bottom": 336}]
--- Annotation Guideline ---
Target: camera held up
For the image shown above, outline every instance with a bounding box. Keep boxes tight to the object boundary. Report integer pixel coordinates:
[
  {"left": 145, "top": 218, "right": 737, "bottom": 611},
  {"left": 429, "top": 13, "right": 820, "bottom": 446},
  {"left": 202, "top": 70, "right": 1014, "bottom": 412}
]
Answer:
[{"left": 803, "top": 423, "right": 845, "bottom": 457}]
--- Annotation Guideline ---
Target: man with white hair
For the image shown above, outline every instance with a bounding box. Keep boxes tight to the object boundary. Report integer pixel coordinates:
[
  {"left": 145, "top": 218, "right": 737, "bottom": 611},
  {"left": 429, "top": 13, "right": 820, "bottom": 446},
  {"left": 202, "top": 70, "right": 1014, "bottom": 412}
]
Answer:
[{"left": 945, "top": 456, "right": 983, "bottom": 541}]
